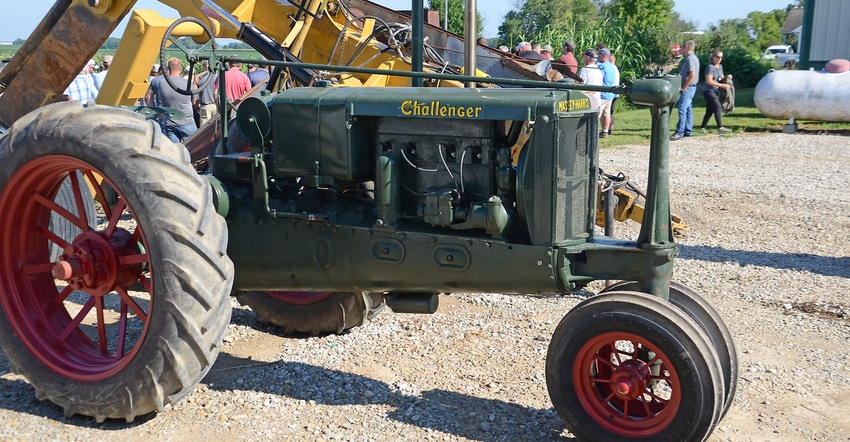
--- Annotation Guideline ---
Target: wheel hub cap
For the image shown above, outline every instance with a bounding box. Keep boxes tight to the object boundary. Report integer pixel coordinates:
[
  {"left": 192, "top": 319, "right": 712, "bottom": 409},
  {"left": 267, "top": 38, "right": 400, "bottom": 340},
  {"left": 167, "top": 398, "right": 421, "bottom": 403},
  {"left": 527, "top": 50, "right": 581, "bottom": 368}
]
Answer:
[{"left": 52, "top": 228, "right": 140, "bottom": 297}]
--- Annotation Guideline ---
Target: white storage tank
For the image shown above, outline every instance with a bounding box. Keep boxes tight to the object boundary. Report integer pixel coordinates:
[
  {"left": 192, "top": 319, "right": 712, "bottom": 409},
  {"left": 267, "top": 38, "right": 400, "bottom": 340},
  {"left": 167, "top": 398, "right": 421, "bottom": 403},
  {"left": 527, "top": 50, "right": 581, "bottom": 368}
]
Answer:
[{"left": 755, "top": 68, "right": 850, "bottom": 122}]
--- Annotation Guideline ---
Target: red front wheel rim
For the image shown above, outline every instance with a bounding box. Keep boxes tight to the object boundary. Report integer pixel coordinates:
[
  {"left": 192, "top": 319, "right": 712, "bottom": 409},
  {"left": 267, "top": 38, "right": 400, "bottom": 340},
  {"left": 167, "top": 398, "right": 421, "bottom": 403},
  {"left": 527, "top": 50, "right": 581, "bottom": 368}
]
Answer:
[
  {"left": 573, "top": 331, "right": 682, "bottom": 437},
  {"left": 0, "top": 156, "right": 153, "bottom": 382}
]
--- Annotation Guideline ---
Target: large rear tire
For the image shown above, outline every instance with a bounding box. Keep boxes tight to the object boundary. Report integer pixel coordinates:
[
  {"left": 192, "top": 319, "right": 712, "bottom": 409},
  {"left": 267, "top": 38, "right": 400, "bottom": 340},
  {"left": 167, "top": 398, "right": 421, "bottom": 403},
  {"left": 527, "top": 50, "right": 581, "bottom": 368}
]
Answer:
[
  {"left": 0, "top": 102, "right": 234, "bottom": 422},
  {"left": 546, "top": 291, "right": 723, "bottom": 441},
  {"left": 237, "top": 291, "right": 385, "bottom": 336}
]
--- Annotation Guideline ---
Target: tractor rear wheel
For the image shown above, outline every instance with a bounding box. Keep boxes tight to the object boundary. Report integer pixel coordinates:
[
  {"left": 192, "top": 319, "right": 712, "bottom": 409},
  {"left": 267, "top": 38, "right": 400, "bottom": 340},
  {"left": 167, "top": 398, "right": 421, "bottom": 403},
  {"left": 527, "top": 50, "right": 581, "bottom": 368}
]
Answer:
[
  {"left": 546, "top": 291, "right": 723, "bottom": 441},
  {"left": 236, "top": 291, "right": 385, "bottom": 335},
  {"left": 0, "top": 102, "right": 234, "bottom": 422},
  {"left": 601, "top": 280, "right": 738, "bottom": 419}
]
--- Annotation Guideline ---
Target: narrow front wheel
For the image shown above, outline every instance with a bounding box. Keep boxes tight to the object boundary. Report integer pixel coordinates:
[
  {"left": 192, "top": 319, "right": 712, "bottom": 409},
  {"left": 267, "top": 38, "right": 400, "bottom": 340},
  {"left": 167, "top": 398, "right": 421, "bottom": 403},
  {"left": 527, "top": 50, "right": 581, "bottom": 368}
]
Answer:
[{"left": 546, "top": 291, "right": 723, "bottom": 441}]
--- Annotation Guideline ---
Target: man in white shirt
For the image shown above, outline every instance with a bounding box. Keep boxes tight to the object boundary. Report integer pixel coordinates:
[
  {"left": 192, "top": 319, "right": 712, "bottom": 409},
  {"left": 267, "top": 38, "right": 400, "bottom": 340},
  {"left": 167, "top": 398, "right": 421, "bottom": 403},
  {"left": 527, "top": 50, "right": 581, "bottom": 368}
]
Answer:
[{"left": 577, "top": 48, "right": 603, "bottom": 111}]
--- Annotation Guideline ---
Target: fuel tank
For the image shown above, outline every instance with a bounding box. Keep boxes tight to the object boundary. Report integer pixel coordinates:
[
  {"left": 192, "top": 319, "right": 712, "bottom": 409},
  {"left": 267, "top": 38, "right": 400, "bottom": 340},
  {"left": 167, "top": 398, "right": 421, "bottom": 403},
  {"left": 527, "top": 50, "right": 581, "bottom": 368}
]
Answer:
[{"left": 755, "top": 69, "right": 850, "bottom": 122}]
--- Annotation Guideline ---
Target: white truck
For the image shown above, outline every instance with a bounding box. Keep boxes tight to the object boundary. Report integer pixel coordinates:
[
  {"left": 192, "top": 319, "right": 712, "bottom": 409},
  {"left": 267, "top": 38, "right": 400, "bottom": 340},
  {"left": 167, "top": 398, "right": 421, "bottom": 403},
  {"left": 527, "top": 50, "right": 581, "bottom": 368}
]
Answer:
[{"left": 763, "top": 44, "right": 799, "bottom": 68}]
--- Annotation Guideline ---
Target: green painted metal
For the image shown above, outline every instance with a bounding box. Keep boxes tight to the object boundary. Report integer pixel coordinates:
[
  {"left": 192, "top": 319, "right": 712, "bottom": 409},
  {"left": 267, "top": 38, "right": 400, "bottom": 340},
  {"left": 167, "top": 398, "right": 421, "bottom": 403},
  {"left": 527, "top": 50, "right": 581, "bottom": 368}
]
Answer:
[{"left": 220, "top": 71, "right": 679, "bottom": 300}]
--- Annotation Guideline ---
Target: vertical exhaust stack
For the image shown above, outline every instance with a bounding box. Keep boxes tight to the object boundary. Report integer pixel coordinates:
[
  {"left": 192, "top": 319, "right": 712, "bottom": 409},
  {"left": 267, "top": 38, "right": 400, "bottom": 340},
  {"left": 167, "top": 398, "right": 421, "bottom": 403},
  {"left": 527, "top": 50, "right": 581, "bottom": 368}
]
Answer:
[{"left": 464, "top": 0, "right": 476, "bottom": 88}]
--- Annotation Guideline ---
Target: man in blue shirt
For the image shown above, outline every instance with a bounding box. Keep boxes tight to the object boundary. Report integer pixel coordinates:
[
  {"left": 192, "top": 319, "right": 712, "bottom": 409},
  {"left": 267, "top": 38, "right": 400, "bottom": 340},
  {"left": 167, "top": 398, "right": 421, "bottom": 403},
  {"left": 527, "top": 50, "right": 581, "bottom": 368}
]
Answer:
[
  {"left": 246, "top": 63, "right": 270, "bottom": 88},
  {"left": 671, "top": 40, "right": 700, "bottom": 140},
  {"left": 597, "top": 48, "right": 617, "bottom": 138}
]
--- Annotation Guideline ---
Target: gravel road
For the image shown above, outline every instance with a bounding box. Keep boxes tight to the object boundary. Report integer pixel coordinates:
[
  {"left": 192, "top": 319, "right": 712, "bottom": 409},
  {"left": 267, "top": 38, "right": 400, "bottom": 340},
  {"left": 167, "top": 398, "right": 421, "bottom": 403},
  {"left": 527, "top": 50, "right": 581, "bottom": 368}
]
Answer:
[{"left": 1, "top": 132, "right": 848, "bottom": 441}]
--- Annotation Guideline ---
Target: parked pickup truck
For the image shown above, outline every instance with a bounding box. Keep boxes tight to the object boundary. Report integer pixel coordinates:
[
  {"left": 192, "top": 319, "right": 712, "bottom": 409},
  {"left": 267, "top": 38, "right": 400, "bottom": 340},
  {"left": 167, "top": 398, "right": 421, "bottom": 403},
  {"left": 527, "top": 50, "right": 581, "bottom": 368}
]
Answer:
[{"left": 763, "top": 45, "right": 799, "bottom": 68}]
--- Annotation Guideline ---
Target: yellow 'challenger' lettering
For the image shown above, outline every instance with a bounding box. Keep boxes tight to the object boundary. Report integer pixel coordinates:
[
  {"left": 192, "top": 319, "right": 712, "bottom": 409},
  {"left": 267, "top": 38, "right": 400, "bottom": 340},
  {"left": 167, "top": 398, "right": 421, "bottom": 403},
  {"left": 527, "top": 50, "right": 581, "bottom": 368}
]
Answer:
[
  {"left": 401, "top": 100, "right": 483, "bottom": 118},
  {"left": 558, "top": 99, "right": 590, "bottom": 112}
]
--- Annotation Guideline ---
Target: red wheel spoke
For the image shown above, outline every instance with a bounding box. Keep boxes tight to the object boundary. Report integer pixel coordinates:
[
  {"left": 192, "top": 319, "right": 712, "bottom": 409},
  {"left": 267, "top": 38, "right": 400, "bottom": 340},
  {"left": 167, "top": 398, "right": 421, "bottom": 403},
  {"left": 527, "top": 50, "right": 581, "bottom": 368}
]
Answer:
[
  {"left": 58, "top": 296, "right": 96, "bottom": 342},
  {"left": 622, "top": 398, "right": 630, "bottom": 419},
  {"left": 591, "top": 377, "right": 613, "bottom": 385},
  {"left": 52, "top": 285, "right": 75, "bottom": 308},
  {"left": 68, "top": 172, "right": 89, "bottom": 228},
  {"left": 105, "top": 199, "right": 127, "bottom": 237},
  {"left": 594, "top": 355, "right": 616, "bottom": 370},
  {"left": 33, "top": 193, "right": 87, "bottom": 231},
  {"left": 641, "top": 394, "right": 653, "bottom": 415},
  {"left": 24, "top": 262, "right": 56, "bottom": 275},
  {"left": 36, "top": 224, "right": 72, "bottom": 251},
  {"left": 116, "top": 286, "right": 148, "bottom": 322},
  {"left": 94, "top": 297, "right": 108, "bottom": 354},
  {"left": 131, "top": 227, "right": 142, "bottom": 244},
  {"left": 117, "top": 303, "right": 128, "bottom": 358},
  {"left": 119, "top": 253, "right": 149, "bottom": 266},
  {"left": 138, "top": 274, "right": 152, "bottom": 293},
  {"left": 608, "top": 343, "right": 623, "bottom": 364}
]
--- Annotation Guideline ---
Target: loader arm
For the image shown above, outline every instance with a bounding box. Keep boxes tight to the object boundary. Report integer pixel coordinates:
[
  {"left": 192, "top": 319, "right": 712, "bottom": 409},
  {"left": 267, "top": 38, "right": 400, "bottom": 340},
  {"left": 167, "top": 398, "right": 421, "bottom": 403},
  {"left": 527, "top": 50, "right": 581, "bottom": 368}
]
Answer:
[{"left": 0, "top": 0, "right": 139, "bottom": 128}]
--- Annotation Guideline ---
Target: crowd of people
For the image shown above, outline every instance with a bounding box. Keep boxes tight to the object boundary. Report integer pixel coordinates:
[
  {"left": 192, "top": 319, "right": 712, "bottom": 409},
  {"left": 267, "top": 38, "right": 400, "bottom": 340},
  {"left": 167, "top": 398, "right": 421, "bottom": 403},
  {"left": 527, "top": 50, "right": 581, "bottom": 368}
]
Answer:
[
  {"left": 493, "top": 37, "right": 732, "bottom": 140},
  {"left": 60, "top": 40, "right": 732, "bottom": 145},
  {"left": 63, "top": 55, "right": 271, "bottom": 143},
  {"left": 501, "top": 39, "right": 623, "bottom": 138}
]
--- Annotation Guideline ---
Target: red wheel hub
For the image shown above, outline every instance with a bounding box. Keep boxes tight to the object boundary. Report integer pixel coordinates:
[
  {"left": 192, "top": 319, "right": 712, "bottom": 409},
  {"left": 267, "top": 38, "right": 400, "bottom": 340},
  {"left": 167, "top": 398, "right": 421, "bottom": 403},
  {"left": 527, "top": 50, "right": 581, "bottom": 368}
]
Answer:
[
  {"left": 573, "top": 332, "right": 682, "bottom": 437},
  {"left": 52, "top": 229, "right": 141, "bottom": 296}
]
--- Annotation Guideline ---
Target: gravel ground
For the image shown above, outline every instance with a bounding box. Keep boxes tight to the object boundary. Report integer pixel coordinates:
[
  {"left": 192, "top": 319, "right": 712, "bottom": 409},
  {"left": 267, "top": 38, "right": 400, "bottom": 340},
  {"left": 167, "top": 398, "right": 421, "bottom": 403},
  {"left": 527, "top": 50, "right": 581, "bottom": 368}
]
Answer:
[{"left": 1, "top": 132, "right": 849, "bottom": 441}]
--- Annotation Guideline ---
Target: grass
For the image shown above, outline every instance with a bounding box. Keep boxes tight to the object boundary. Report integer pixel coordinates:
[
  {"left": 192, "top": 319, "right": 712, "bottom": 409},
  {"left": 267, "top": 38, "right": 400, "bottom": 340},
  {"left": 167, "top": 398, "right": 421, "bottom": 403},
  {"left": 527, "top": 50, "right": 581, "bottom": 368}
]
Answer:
[{"left": 602, "top": 88, "right": 850, "bottom": 147}]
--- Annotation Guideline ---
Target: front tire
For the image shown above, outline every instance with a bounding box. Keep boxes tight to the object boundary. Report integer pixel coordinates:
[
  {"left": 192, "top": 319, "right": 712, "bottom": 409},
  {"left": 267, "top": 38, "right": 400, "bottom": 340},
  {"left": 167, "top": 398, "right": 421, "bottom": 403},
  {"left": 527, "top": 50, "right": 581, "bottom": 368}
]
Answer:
[
  {"left": 0, "top": 102, "right": 234, "bottom": 422},
  {"left": 546, "top": 292, "right": 723, "bottom": 441}
]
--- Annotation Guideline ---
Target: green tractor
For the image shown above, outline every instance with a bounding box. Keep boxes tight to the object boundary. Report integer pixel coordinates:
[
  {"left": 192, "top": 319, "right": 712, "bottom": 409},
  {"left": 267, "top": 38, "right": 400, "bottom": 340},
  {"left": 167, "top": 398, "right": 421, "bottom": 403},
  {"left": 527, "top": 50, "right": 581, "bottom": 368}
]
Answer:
[{"left": 0, "top": 55, "right": 736, "bottom": 439}]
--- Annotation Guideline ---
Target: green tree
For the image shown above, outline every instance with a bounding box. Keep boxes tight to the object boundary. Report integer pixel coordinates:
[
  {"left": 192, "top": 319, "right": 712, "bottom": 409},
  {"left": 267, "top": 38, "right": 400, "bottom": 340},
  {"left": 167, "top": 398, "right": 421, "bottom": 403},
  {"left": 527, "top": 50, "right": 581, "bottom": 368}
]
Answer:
[
  {"left": 427, "top": 0, "right": 484, "bottom": 38},
  {"left": 702, "top": 18, "right": 754, "bottom": 54},
  {"left": 514, "top": 0, "right": 574, "bottom": 37},
  {"left": 611, "top": 0, "right": 674, "bottom": 35},
  {"left": 747, "top": 10, "right": 786, "bottom": 51},
  {"left": 495, "top": 0, "right": 601, "bottom": 46},
  {"left": 497, "top": 10, "right": 524, "bottom": 46}
]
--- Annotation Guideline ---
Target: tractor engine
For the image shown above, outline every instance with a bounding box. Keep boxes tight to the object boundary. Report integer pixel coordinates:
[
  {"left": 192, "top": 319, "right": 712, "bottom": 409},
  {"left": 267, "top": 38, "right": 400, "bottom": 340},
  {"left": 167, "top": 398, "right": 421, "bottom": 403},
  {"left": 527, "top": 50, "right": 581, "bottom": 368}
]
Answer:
[
  {"left": 214, "top": 86, "right": 599, "bottom": 293},
  {"left": 246, "top": 86, "right": 597, "bottom": 243}
]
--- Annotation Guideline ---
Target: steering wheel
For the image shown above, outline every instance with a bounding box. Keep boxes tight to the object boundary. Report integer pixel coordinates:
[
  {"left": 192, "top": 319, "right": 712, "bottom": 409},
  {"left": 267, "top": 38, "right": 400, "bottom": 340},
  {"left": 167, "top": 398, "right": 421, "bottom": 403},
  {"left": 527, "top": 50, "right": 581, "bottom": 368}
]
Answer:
[{"left": 159, "top": 17, "right": 218, "bottom": 96}]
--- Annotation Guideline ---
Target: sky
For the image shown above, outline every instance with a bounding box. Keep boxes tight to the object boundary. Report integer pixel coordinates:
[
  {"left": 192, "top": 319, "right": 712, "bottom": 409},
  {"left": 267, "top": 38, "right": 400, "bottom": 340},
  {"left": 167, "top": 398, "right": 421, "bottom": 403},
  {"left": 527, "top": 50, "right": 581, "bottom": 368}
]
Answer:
[{"left": 0, "top": 0, "right": 798, "bottom": 42}]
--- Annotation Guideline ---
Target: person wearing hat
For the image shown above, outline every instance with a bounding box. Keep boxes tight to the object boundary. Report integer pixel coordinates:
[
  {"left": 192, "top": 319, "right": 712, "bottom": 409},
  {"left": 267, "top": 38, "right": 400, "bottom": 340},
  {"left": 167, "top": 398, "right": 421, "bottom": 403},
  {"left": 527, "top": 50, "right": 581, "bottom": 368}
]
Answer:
[
  {"left": 559, "top": 41, "right": 578, "bottom": 73},
  {"left": 541, "top": 44, "right": 553, "bottom": 60},
  {"left": 522, "top": 42, "right": 545, "bottom": 60},
  {"left": 578, "top": 48, "right": 603, "bottom": 110},
  {"left": 93, "top": 55, "right": 112, "bottom": 90},
  {"left": 246, "top": 61, "right": 269, "bottom": 88},
  {"left": 63, "top": 59, "right": 98, "bottom": 104},
  {"left": 215, "top": 61, "right": 251, "bottom": 103},
  {"left": 514, "top": 42, "right": 530, "bottom": 56},
  {"left": 597, "top": 48, "right": 617, "bottom": 138}
]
